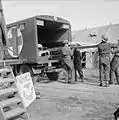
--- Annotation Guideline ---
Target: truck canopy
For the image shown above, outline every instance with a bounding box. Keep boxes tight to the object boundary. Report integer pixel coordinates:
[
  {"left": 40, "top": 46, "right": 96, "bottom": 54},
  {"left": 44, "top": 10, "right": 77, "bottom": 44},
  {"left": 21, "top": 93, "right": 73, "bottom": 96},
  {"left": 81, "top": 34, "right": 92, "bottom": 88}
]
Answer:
[
  {"left": 36, "top": 15, "right": 71, "bottom": 48},
  {"left": 6, "top": 15, "right": 72, "bottom": 62}
]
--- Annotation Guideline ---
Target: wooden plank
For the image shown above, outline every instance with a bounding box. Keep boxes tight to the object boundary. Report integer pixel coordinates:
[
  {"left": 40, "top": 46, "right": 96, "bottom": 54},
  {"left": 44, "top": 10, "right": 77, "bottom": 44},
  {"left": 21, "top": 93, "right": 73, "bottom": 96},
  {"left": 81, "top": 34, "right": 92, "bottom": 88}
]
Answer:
[
  {"left": 0, "top": 78, "right": 14, "bottom": 84},
  {"left": 0, "top": 68, "right": 11, "bottom": 73},
  {"left": 0, "top": 97, "right": 22, "bottom": 108},
  {"left": 0, "top": 59, "right": 23, "bottom": 66},
  {"left": 4, "top": 107, "right": 25, "bottom": 119},
  {"left": 0, "top": 88, "right": 18, "bottom": 96}
]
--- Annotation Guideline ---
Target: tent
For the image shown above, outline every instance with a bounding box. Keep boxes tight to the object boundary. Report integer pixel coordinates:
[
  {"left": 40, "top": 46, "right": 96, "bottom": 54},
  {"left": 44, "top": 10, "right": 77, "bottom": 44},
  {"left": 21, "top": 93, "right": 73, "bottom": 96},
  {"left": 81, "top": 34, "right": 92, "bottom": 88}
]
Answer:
[{"left": 72, "top": 23, "right": 119, "bottom": 68}]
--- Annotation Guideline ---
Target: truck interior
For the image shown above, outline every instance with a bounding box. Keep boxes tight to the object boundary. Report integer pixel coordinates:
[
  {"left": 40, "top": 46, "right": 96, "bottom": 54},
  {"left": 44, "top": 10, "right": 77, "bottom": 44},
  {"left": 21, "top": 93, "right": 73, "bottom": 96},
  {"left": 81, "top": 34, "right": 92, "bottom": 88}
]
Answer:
[{"left": 37, "top": 19, "right": 70, "bottom": 48}]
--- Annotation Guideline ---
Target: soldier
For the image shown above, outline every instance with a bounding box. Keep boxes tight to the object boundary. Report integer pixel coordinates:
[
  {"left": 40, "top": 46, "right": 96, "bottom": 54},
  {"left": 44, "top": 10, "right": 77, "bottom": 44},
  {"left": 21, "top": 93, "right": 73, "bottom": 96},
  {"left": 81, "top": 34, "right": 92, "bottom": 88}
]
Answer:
[
  {"left": 98, "top": 34, "right": 116, "bottom": 87},
  {"left": 109, "top": 39, "right": 119, "bottom": 85},
  {"left": 61, "top": 40, "right": 75, "bottom": 84},
  {"left": 73, "top": 45, "right": 84, "bottom": 82}
]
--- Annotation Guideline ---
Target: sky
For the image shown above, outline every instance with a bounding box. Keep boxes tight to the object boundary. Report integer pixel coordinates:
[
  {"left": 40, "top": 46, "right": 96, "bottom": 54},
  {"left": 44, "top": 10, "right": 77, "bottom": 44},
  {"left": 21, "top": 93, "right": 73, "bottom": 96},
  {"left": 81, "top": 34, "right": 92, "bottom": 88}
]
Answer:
[{"left": 2, "top": 0, "right": 119, "bottom": 31}]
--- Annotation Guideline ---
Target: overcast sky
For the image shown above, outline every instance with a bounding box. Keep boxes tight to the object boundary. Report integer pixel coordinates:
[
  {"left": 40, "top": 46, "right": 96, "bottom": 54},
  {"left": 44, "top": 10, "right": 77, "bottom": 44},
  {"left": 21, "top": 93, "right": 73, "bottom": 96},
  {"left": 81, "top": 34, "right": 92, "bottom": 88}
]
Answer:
[{"left": 2, "top": 0, "right": 119, "bottom": 31}]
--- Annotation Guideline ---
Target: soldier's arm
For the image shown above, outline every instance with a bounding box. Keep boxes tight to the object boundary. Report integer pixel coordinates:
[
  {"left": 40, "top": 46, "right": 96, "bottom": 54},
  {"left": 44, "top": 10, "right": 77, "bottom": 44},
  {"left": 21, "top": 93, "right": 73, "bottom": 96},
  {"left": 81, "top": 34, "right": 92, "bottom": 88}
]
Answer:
[
  {"left": 68, "top": 47, "right": 73, "bottom": 56},
  {"left": 68, "top": 47, "right": 74, "bottom": 60}
]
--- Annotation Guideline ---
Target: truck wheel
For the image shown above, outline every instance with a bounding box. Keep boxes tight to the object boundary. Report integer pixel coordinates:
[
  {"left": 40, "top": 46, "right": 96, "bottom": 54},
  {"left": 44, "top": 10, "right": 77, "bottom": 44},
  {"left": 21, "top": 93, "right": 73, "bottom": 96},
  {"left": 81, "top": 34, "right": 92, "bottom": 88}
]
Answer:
[
  {"left": 19, "top": 65, "right": 33, "bottom": 75},
  {"left": 46, "top": 72, "right": 58, "bottom": 81},
  {"left": 18, "top": 65, "right": 36, "bottom": 84}
]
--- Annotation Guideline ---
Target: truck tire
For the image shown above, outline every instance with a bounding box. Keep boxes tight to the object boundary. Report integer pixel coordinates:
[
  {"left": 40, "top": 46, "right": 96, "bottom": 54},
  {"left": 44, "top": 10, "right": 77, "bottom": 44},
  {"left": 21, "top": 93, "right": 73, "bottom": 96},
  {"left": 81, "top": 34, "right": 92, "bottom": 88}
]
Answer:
[
  {"left": 46, "top": 72, "right": 58, "bottom": 81},
  {"left": 19, "top": 65, "right": 33, "bottom": 75},
  {"left": 18, "top": 65, "right": 37, "bottom": 84}
]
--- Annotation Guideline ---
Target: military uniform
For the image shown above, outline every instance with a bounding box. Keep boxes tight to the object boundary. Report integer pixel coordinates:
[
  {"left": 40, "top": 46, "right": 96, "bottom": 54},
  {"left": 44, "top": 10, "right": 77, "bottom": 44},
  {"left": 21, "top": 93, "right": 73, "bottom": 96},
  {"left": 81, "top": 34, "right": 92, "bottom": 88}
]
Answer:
[
  {"left": 110, "top": 47, "right": 119, "bottom": 84},
  {"left": 98, "top": 35, "right": 116, "bottom": 87},
  {"left": 61, "top": 41, "right": 75, "bottom": 83},
  {"left": 73, "top": 48, "right": 84, "bottom": 82}
]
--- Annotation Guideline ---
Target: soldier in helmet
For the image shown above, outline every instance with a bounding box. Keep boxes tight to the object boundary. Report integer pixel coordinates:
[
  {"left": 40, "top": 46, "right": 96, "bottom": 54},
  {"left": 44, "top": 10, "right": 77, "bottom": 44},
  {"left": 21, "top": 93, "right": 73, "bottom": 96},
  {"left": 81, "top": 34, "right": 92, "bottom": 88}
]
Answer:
[
  {"left": 61, "top": 40, "right": 75, "bottom": 84},
  {"left": 98, "top": 34, "right": 117, "bottom": 87},
  {"left": 109, "top": 39, "right": 119, "bottom": 85}
]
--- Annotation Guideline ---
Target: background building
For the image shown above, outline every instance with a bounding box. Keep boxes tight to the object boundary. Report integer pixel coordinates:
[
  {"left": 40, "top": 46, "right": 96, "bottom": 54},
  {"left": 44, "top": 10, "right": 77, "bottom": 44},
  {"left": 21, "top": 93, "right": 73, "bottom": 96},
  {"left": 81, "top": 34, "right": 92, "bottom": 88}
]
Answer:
[{"left": 72, "top": 23, "right": 119, "bottom": 68}]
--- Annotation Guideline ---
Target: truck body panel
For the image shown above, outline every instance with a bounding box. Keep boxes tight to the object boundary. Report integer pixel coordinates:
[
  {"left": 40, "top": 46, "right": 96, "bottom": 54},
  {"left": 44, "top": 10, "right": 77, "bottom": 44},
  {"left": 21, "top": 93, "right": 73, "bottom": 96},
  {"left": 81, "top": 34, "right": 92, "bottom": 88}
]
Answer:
[
  {"left": 6, "top": 15, "right": 71, "bottom": 65},
  {"left": 7, "top": 17, "right": 37, "bottom": 62}
]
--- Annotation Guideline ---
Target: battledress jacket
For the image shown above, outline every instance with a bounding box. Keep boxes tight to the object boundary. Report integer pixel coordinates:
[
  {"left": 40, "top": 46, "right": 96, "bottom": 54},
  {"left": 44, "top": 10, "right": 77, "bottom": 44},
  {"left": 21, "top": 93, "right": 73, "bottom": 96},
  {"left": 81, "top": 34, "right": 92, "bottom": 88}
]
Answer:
[
  {"left": 98, "top": 42, "right": 117, "bottom": 65},
  {"left": 61, "top": 46, "right": 73, "bottom": 70},
  {"left": 73, "top": 48, "right": 82, "bottom": 66}
]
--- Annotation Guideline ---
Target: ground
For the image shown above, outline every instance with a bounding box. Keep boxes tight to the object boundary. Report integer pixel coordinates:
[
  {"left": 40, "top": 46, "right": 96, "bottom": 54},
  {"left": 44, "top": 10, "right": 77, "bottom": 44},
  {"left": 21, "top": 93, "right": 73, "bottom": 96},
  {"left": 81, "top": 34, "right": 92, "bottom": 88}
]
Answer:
[{"left": 27, "top": 68, "right": 119, "bottom": 120}]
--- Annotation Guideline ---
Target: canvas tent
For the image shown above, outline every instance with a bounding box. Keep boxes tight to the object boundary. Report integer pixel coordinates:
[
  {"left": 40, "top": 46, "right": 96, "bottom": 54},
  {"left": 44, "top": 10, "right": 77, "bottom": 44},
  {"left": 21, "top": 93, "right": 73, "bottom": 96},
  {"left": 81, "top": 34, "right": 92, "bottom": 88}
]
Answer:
[{"left": 72, "top": 23, "right": 119, "bottom": 68}]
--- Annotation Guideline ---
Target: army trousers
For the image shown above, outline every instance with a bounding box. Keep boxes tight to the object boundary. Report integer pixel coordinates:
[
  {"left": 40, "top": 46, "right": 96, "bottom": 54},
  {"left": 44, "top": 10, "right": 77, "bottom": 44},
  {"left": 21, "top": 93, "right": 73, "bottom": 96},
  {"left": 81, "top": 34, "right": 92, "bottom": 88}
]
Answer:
[
  {"left": 62, "top": 62, "right": 75, "bottom": 83},
  {"left": 110, "top": 66, "right": 119, "bottom": 84},
  {"left": 110, "top": 56, "right": 119, "bottom": 84},
  {"left": 74, "top": 62, "right": 84, "bottom": 81},
  {"left": 99, "top": 62, "right": 110, "bottom": 84}
]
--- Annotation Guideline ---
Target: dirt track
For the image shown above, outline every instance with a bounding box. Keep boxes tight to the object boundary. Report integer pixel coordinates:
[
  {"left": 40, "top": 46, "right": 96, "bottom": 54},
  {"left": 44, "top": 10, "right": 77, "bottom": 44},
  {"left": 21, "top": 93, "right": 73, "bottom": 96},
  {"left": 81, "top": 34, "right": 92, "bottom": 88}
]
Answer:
[{"left": 28, "top": 69, "right": 119, "bottom": 120}]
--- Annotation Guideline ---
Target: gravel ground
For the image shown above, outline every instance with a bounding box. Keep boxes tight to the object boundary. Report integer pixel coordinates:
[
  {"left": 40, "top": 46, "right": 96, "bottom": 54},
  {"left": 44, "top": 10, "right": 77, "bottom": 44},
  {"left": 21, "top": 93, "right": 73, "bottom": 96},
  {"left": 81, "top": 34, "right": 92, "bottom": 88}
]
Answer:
[{"left": 27, "top": 68, "right": 119, "bottom": 120}]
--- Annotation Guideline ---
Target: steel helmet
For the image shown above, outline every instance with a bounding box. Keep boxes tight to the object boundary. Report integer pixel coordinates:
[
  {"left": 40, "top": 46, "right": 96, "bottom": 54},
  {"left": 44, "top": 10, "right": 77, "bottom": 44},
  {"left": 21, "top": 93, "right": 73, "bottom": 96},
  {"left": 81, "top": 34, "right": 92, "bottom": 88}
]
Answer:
[{"left": 101, "top": 34, "right": 108, "bottom": 42}]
